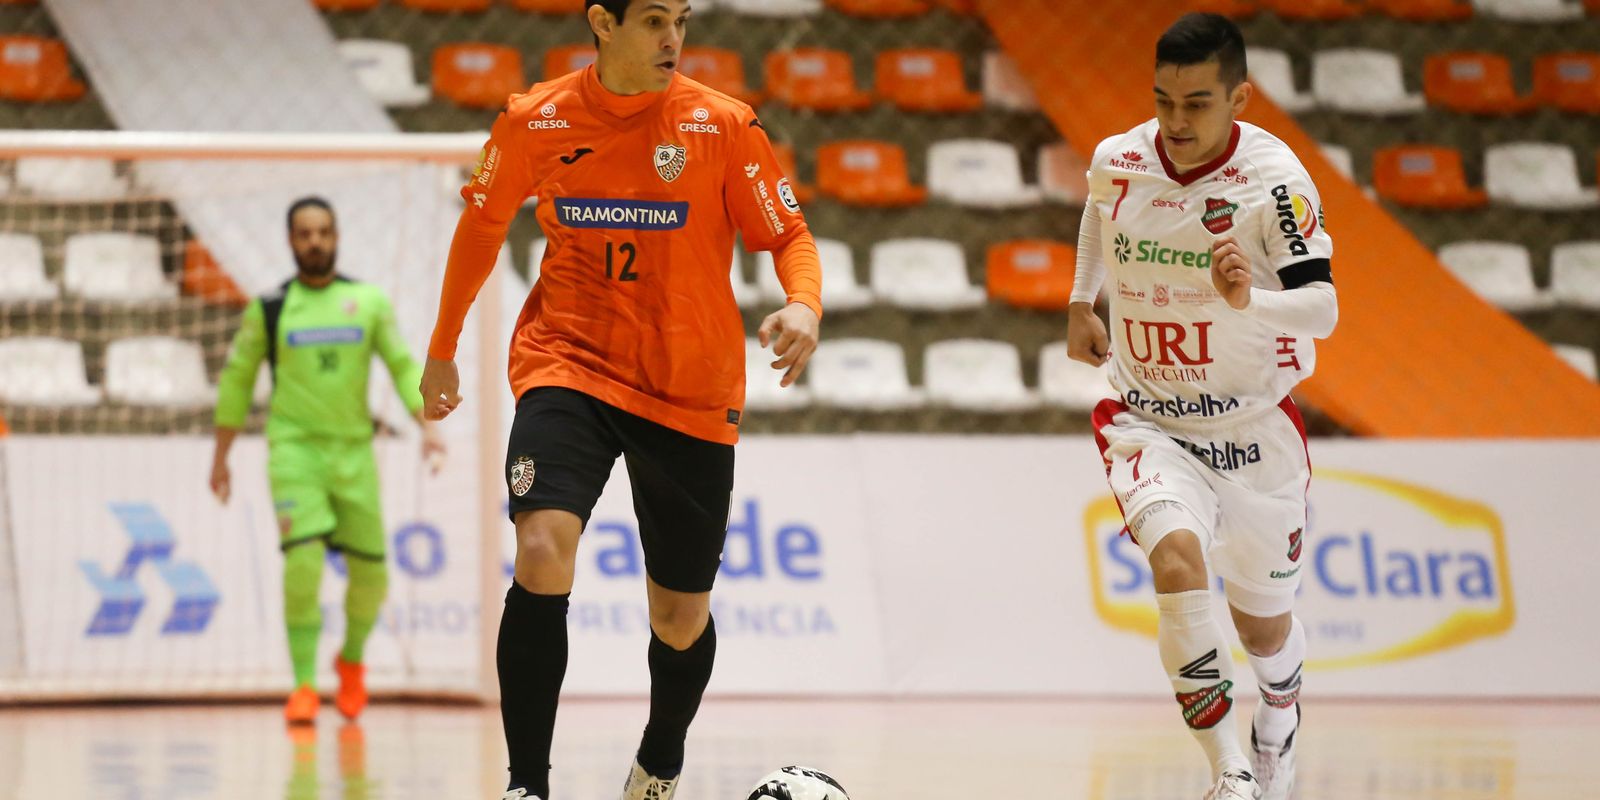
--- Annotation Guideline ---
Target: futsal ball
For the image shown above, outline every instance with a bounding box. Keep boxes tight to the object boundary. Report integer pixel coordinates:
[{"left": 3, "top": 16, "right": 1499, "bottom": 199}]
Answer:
[{"left": 746, "top": 765, "right": 850, "bottom": 800}]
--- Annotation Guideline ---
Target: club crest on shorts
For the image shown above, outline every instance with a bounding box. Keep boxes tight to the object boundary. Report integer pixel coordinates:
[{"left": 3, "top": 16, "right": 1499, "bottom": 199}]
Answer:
[
  {"left": 509, "top": 455, "right": 536, "bottom": 497},
  {"left": 1287, "top": 527, "right": 1304, "bottom": 562},
  {"left": 654, "top": 143, "right": 687, "bottom": 183},
  {"left": 1202, "top": 197, "right": 1239, "bottom": 234}
]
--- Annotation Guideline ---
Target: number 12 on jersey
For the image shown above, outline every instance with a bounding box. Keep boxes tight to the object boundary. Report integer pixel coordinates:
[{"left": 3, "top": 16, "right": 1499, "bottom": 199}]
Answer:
[{"left": 605, "top": 241, "right": 638, "bottom": 282}]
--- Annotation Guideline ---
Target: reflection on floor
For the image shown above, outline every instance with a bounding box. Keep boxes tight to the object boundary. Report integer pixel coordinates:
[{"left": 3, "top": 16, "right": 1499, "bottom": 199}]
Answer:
[{"left": 2, "top": 698, "right": 1595, "bottom": 799}]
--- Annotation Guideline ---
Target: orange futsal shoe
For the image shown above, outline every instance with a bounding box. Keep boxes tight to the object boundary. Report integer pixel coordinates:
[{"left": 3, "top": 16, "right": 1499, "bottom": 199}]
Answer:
[
  {"left": 284, "top": 685, "right": 320, "bottom": 725},
  {"left": 334, "top": 656, "right": 369, "bottom": 720}
]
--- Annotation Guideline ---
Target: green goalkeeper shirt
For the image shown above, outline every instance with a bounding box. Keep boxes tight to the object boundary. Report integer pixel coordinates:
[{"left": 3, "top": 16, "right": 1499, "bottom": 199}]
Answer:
[{"left": 215, "top": 276, "right": 425, "bottom": 442}]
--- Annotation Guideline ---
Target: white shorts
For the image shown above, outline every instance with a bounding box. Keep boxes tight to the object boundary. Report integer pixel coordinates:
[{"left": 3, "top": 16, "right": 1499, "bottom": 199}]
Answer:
[{"left": 1093, "top": 396, "right": 1311, "bottom": 617}]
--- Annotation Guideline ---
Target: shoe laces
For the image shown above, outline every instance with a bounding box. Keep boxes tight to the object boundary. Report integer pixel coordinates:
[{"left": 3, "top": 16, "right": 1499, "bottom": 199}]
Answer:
[{"left": 1208, "top": 770, "right": 1259, "bottom": 800}]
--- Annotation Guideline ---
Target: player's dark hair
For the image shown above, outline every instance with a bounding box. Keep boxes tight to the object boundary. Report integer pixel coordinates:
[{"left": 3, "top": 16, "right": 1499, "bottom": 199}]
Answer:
[
  {"left": 1155, "top": 12, "right": 1248, "bottom": 88},
  {"left": 585, "top": 0, "right": 634, "bottom": 46},
  {"left": 286, "top": 196, "right": 335, "bottom": 230}
]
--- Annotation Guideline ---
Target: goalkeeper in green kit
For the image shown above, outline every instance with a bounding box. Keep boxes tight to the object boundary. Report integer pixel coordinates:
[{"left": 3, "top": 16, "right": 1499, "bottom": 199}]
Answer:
[{"left": 209, "top": 197, "right": 445, "bottom": 725}]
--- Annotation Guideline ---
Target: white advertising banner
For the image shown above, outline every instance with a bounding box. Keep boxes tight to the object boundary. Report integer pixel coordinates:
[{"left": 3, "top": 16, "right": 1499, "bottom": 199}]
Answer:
[
  {"left": 0, "top": 435, "right": 480, "bottom": 698},
  {"left": 2, "top": 435, "right": 1595, "bottom": 699}
]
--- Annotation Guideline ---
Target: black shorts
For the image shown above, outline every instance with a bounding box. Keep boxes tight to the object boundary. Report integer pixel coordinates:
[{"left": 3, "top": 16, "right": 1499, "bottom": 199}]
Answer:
[{"left": 505, "top": 386, "right": 735, "bottom": 593}]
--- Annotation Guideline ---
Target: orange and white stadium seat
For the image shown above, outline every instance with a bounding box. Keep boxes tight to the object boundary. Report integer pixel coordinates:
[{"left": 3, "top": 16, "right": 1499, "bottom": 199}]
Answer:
[
  {"left": 827, "top": 0, "right": 930, "bottom": 16},
  {"left": 181, "top": 241, "right": 248, "bottom": 307},
  {"left": 104, "top": 337, "right": 214, "bottom": 409},
  {"left": 678, "top": 47, "right": 762, "bottom": 106},
  {"left": 927, "top": 139, "right": 1042, "bottom": 209},
  {"left": 338, "top": 39, "right": 431, "bottom": 108},
  {"left": 924, "top": 339, "right": 1038, "bottom": 412},
  {"left": 1260, "top": 0, "right": 1364, "bottom": 19},
  {"left": 815, "top": 140, "right": 928, "bottom": 207},
  {"left": 0, "top": 337, "right": 101, "bottom": 407},
  {"left": 1437, "top": 241, "right": 1550, "bottom": 311},
  {"left": 1368, "top": 0, "right": 1474, "bottom": 20},
  {"left": 0, "top": 233, "right": 56, "bottom": 303},
  {"left": 875, "top": 48, "right": 983, "bottom": 113},
  {"left": 1533, "top": 52, "right": 1600, "bottom": 114},
  {"left": 808, "top": 338, "right": 924, "bottom": 410},
  {"left": 869, "top": 238, "right": 984, "bottom": 311},
  {"left": 63, "top": 232, "right": 174, "bottom": 303},
  {"left": 1245, "top": 47, "right": 1315, "bottom": 113},
  {"left": 543, "top": 43, "right": 597, "bottom": 81},
  {"left": 1312, "top": 48, "right": 1425, "bottom": 114},
  {"left": 1476, "top": 0, "right": 1583, "bottom": 21},
  {"left": 1550, "top": 241, "right": 1600, "bottom": 308},
  {"left": 1372, "top": 144, "right": 1488, "bottom": 209},
  {"left": 433, "top": 43, "right": 525, "bottom": 108},
  {"left": 1484, "top": 142, "right": 1600, "bottom": 210},
  {"left": 764, "top": 48, "right": 873, "bottom": 112},
  {"left": 1424, "top": 51, "right": 1535, "bottom": 114},
  {"left": 1038, "top": 342, "right": 1118, "bottom": 411},
  {"left": 718, "top": 0, "right": 822, "bottom": 16},
  {"left": 985, "top": 239, "right": 1076, "bottom": 311},
  {"left": 0, "top": 35, "right": 84, "bottom": 102},
  {"left": 508, "top": 0, "right": 587, "bottom": 12},
  {"left": 399, "top": 0, "right": 492, "bottom": 12}
]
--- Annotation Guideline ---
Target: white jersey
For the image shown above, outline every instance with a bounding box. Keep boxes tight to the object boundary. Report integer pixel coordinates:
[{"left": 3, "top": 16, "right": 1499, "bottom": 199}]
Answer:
[{"left": 1086, "top": 119, "right": 1334, "bottom": 432}]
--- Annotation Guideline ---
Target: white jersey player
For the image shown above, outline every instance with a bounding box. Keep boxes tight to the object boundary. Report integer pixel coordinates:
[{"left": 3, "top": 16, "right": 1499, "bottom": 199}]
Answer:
[{"left": 1067, "top": 14, "right": 1338, "bottom": 800}]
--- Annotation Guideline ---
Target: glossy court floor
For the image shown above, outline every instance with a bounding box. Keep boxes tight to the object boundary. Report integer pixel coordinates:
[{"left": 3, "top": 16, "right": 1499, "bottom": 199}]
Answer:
[{"left": 2, "top": 698, "right": 1595, "bottom": 799}]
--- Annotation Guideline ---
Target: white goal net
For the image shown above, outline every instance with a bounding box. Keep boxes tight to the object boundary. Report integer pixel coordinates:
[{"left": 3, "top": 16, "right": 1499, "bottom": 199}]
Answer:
[{"left": 0, "top": 132, "right": 513, "bottom": 701}]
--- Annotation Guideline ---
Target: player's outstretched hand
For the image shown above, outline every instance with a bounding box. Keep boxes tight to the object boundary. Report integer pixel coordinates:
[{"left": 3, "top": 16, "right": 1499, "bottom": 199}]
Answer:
[
  {"left": 759, "top": 302, "right": 820, "bottom": 388},
  {"left": 1210, "top": 235, "right": 1252, "bottom": 310},
  {"left": 420, "top": 357, "right": 462, "bottom": 421},
  {"left": 1067, "top": 301, "right": 1111, "bottom": 366},
  {"left": 209, "top": 460, "right": 230, "bottom": 505}
]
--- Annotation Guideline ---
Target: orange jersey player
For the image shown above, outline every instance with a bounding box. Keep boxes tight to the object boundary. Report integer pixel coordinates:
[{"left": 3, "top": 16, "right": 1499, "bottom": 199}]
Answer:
[{"left": 418, "top": 2, "right": 822, "bottom": 799}]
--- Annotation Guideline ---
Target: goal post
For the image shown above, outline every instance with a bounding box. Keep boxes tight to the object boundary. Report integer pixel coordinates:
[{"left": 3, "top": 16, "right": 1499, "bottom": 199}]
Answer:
[{"left": 0, "top": 130, "right": 509, "bottom": 703}]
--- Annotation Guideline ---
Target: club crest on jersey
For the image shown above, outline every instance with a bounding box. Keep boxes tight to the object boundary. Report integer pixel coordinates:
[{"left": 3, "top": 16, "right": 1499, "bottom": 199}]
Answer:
[
  {"left": 654, "top": 143, "right": 687, "bottom": 183},
  {"left": 1153, "top": 282, "right": 1170, "bottom": 307},
  {"left": 1202, "top": 197, "right": 1239, "bottom": 234}
]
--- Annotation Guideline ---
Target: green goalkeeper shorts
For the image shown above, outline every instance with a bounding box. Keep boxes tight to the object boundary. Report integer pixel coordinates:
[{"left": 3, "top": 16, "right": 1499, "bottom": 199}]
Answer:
[{"left": 268, "top": 437, "right": 386, "bottom": 560}]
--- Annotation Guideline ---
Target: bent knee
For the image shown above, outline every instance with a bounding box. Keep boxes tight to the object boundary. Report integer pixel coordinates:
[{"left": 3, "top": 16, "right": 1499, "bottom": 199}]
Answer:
[
  {"left": 649, "top": 603, "right": 710, "bottom": 650},
  {"left": 1235, "top": 618, "right": 1290, "bottom": 657},
  {"left": 1149, "top": 531, "right": 1208, "bottom": 593}
]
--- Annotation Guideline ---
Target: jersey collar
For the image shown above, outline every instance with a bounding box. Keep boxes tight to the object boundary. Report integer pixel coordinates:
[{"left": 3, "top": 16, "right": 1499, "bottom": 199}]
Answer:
[
  {"left": 580, "top": 64, "right": 675, "bottom": 130},
  {"left": 1155, "top": 123, "right": 1241, "bottom": 186}
]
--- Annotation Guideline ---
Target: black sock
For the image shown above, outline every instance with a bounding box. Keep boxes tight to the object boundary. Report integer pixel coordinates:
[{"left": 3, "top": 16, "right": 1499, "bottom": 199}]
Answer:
[
  {"left": 499, "top": 582, "right": 569, "bottom": 798},
  {"left": 636, "top": 617, "right": 717, "bottom": 779}
]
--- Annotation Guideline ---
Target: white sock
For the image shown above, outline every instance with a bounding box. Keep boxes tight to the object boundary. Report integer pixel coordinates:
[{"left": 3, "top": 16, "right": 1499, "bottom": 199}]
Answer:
[
  {"left": 1157, "top": 590, "right": 1249, "bottom": 778},
  {"left": 1246, "top": 615, "right": 1305, "bottom": 748}
]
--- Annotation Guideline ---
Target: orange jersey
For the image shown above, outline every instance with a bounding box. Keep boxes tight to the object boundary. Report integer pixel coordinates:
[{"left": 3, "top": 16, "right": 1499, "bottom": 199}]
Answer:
[{"left": 429, "top": 66, "right": 821, "bottom": 444}]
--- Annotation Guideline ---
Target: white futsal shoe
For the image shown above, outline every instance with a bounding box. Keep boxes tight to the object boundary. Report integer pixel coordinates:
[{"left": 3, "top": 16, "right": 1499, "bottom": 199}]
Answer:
[
  {"left": 1252, "top": 706, "right": 1300, "bottom": 800},
  {"left": 500, "top": 789, "right": 539, "bottom": 800},
  {"left": 620, "top": 759, "right": 679, "bottom": 800},
  {"left": 1203, "top": 770, "right": 1262, "bottom": 800}
]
